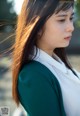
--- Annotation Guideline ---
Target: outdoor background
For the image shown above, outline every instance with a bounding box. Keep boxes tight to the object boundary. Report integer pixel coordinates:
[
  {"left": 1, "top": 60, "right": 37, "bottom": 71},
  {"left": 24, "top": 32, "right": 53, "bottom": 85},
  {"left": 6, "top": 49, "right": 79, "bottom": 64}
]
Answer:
[{"left": 0, "top": 0, "right": 80, "bottom": 116}]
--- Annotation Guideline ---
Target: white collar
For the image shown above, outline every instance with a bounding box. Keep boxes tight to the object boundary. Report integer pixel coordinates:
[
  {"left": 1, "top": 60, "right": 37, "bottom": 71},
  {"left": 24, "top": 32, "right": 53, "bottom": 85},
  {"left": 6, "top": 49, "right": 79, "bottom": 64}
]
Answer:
[{"left": 33, "top": 46, "right": 68, "bottom": 74}]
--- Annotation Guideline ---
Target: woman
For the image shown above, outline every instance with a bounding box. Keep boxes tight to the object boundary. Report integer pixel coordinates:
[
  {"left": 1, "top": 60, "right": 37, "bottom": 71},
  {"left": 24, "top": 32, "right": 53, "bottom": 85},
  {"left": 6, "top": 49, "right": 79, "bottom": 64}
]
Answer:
[{"left": 12, "top": 0, "right": 80, "bottom": 115}]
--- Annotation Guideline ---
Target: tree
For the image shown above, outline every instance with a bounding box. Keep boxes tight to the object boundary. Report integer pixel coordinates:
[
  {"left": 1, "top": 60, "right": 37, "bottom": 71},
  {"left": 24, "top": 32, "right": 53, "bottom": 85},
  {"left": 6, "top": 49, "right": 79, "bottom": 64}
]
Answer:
[
  {"left": 0, "top": 0, "right": 16, "bottom": 20},
  {"left": 0, "top": 0, "right": 17, "bottom": 32},
  {"left": 75, "top": 0, "right": 80, "bottom": 27}
]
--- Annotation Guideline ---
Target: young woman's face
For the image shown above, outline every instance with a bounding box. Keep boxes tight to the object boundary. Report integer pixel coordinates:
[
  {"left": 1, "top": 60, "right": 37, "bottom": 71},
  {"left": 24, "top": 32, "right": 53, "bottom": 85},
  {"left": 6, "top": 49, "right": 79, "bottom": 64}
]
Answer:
[{"left": 37, "top": 7, "right": 74, "bottom": 55}]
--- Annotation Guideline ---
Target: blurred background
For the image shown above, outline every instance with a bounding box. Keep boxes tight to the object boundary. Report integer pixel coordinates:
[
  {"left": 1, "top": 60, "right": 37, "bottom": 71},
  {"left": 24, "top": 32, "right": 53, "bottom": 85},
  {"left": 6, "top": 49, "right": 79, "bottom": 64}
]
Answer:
[{"left": 0, "top": 0, "right": 80, "bottom": 116}]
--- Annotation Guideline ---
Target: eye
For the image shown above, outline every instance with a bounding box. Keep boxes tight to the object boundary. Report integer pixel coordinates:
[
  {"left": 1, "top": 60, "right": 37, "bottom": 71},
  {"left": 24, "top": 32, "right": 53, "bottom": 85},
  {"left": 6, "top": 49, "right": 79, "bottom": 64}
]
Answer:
[
  {"left": 70, "top": 17, "right": 74, "bottom": 21},
  {"left": 58, "top": 19, "right": 66, "bottom": 22}
]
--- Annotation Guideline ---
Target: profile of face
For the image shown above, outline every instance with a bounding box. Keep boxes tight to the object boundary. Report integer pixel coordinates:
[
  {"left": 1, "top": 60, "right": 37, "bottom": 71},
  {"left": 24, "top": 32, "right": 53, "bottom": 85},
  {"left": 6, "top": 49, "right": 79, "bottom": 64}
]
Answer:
[{"left": 37, "top": 7, "right": 74, "bottom": 55}]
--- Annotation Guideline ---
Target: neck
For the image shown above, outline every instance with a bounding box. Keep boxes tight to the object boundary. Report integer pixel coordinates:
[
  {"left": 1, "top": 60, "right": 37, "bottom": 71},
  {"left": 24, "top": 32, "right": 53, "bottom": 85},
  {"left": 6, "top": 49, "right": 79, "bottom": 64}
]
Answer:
[{"left": 36, "top": 42, "right": 55, "bottom": 57}]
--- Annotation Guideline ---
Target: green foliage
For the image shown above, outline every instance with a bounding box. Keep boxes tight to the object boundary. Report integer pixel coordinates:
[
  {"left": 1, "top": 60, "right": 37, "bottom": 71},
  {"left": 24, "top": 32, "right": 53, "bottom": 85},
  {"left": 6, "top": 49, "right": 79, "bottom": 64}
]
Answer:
[
  {"left": 75, "top": 0, "right": 80, "bottom": 27},
  {"left": 0, "top": 0, "right": 16, "bottom": 20}
]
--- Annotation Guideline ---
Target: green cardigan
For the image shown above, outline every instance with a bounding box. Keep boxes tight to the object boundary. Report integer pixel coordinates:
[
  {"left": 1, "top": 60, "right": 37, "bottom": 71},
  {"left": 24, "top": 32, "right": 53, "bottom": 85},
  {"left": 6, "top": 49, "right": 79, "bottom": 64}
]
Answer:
[{"left": 18, "top": 61, "right": 66, "bottom": 116}]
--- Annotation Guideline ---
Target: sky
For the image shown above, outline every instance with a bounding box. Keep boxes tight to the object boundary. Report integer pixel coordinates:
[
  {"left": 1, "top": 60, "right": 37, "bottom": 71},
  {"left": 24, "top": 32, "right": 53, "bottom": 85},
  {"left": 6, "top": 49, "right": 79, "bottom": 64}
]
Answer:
[
  {"left": 13, "top": 0, "right": 24, "bottom": 14},
  {"left": 7, "top": 0, "right": 24, "bottom": 14}
]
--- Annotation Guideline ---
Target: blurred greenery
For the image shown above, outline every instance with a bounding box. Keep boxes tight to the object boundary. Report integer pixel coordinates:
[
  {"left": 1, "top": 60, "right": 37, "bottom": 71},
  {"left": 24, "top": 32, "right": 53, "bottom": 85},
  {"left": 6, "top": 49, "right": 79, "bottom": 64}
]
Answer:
[
  {"left": 0, "top": 0, "right": 16, "bottom": 32},
  {"left": 0, "top": 0, "right": 16, "bottom": 20},
  {"left": 75, "top": 0, "right": 80, "bottom": 27},
  {"left": 0, "top": 0, "right": 16, "bottom": 55}
]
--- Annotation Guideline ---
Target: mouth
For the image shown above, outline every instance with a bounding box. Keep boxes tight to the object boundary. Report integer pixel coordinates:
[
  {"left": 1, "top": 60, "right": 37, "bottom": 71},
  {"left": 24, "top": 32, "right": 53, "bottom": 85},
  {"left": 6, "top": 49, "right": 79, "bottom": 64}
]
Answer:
[{"left": 64, "top": 36, "right": 72, "bottom": 41}]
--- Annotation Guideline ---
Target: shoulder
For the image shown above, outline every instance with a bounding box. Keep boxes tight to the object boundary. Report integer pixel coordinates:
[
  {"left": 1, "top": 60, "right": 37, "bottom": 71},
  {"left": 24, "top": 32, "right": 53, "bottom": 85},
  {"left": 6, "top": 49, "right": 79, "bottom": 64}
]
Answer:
[
  {"left": 18, "top": 60, "right": 58, "bottom": 84},
  {"left": 17, "top": 61, "right": 66, "bottom": 116},
  {"left": 20, "top": 60, "right": 51, "bottom": 74},
  {"left": 18, "top": 61, "right": 61, "bottom": 94}
]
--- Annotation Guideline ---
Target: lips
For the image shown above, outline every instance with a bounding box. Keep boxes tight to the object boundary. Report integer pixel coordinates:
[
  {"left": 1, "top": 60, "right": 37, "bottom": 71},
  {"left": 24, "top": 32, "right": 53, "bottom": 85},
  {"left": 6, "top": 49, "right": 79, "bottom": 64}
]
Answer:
[{"left": 64, "top": 36, "right": 72, "bottom": 41}]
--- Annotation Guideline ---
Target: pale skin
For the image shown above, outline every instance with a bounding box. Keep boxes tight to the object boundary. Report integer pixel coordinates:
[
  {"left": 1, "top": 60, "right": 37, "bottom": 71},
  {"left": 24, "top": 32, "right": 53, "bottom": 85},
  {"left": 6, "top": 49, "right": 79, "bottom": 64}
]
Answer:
[{"left": 37, "top": 7, "right": 74, "bottom": 56}]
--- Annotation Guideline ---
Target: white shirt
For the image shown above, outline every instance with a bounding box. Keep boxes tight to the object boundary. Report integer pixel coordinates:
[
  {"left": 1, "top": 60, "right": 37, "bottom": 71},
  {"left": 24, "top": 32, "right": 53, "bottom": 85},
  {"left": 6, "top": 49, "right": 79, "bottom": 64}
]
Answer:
[{"left": 33, "top": 46, "right": 80, "bottom": 116}]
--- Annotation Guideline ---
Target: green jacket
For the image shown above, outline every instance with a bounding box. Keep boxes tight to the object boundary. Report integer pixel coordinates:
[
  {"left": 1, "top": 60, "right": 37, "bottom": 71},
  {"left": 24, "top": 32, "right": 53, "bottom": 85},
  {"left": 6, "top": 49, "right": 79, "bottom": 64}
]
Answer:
[{"left": 18, "top": 61, "right": 66, "bottom": 116}]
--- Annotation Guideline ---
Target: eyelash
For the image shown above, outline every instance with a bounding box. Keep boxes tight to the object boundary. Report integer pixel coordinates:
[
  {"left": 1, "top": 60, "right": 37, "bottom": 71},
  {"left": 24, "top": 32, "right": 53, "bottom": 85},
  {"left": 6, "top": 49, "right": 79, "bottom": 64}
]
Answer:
[{"left": 58, "top": 17, "right": 74, "bottom": 22}]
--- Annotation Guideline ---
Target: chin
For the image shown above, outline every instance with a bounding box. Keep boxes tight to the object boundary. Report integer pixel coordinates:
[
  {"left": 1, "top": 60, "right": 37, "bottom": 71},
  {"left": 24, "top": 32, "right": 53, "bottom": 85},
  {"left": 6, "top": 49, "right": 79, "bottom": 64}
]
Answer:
[
  {"left": 63, "top": 41, "right": 70, "bottom": 47},
  {"left": 60, "top": 43, "right": 70, "bottom": 48}
]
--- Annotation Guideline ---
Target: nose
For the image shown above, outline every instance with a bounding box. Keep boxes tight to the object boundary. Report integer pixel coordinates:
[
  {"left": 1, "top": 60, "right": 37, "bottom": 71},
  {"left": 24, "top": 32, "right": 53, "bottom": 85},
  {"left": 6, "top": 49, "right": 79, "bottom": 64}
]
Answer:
[{"left": 66, "top": 21, "right": 74, "bottom": 33}]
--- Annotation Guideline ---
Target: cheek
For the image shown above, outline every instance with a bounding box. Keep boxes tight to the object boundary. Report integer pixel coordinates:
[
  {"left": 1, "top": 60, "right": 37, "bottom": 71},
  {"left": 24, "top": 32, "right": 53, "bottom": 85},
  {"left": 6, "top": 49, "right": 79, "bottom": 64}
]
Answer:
[
  {"left": 42, "top": 22, "right": 64, "bottom": 44},
  {"left": 48, "top": 23, "right": 63, "bottom": 36},
  {"left": 52, "top": 24, "right": 64, "bottom": 34}
]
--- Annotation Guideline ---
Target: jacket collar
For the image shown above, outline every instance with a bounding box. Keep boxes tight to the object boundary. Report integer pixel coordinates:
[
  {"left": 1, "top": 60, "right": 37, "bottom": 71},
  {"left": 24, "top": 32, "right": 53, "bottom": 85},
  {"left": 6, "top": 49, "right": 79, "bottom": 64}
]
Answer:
[{"left": 33, "top": 46, "right": 68, "bottom": 74}]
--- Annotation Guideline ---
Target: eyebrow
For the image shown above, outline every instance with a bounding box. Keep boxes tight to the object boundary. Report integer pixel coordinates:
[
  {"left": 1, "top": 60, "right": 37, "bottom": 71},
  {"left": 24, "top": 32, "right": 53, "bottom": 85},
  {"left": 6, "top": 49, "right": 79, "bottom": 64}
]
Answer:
[{"left": 56, "top": 12, "right": 75, "bottom": 17}]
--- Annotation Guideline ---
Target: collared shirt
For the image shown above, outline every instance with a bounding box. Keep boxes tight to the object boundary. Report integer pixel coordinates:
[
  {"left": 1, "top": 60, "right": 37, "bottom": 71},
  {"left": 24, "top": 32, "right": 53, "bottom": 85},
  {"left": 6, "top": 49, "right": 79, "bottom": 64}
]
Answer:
[{"left": 33, "top": 46, "right": 80, "bottom": 116}]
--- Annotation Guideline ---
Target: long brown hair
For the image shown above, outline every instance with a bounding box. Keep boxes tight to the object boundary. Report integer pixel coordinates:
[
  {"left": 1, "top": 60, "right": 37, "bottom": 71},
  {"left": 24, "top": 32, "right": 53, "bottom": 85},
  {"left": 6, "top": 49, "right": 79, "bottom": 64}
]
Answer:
[{"left": 12, "top": 0, "right": 74, "bottom": 106}]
